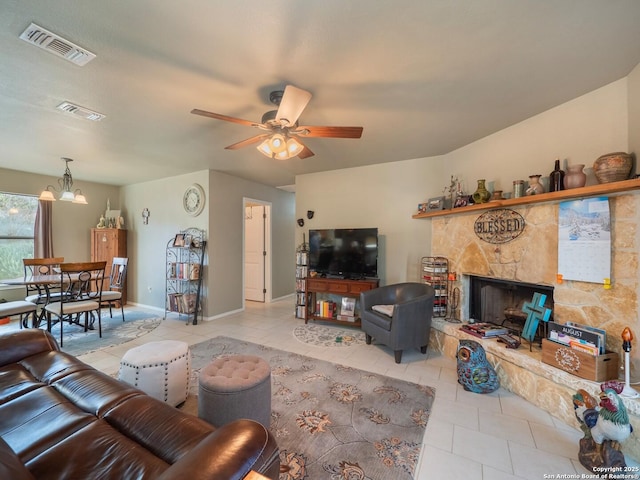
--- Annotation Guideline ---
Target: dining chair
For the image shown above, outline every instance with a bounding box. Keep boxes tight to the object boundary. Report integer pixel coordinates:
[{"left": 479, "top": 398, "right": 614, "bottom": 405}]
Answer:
[
  {"left": 44, "top": 261, "right": 106, "bottom": 347},
  {"left": 22, "top": 257, "right": 65, "bottom": 305},
  {"left": 101, "top": 257, "right": 128, "bottom": 321}
]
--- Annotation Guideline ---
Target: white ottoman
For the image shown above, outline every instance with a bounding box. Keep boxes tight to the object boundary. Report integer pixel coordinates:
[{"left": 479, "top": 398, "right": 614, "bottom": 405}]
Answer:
[{"left": 119, "top": 340, "right": 191, "bottom": 407}]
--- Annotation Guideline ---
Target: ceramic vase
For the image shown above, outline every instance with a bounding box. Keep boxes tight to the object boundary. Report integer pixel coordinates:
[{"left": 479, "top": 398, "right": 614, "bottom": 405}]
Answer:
[
  {"left": 563, "top": 164, "right": 586, "bottom": 189},
  {"left": 593, "top": 152, "right": 633, "bottom": 183},
  {"left": 471, "top": 179, "right": 491, "bottom": 204},
  {"left": 526, "top": 175, "right": 544, "bottom": 195}
]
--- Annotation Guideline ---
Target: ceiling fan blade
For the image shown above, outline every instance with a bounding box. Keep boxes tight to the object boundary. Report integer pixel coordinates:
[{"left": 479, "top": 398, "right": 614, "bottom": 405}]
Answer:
[
  {"left": 191, "top": 109, "right": 259, "bottom": 127},
  {"left": 276, "top": 85, "right": 312, "bottom": 126},
  {"left": 297, "top": 145, "right": 315, "bottom": 159},
  {"left": 296, "top": 125, "right": 363, "bottom": 138},
  {"left": 225, "top": 134, "right": 271, "bottom": 150}
]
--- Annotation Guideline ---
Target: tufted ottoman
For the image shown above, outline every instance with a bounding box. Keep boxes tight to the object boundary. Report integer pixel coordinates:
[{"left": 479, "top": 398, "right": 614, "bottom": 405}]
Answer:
[
  {"left": 198, "top": 355, "right": 271, "bottom": 428},
  {"left": 118, "top": 340, "right": 191, "bottom": 407}
]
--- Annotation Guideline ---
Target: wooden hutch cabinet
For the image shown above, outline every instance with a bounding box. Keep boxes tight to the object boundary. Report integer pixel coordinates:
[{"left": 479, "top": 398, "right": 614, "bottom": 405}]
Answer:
[{"left": 91, "top": 228, "right": 127, "bottom": 304}]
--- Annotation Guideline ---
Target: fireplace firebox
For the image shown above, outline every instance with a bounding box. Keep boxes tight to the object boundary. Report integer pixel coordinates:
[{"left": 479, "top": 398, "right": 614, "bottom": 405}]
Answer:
[{"left": 468, "top": 275, "right": 554, "bottom": 334}]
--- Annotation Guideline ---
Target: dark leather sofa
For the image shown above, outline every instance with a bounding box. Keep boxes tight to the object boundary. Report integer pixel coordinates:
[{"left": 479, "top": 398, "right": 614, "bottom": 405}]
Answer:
[{"left": 0, "top": 329, "right": 280, "bottom": 479}]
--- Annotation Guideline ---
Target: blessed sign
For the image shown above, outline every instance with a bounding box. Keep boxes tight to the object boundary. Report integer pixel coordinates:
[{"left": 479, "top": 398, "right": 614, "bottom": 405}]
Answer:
[{"left": 474, "top": 209, "right": 525, "bottom": 244}]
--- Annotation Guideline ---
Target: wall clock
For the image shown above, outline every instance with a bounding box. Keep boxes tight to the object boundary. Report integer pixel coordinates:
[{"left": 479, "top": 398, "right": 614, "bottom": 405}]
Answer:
[{"left": 183, "top": 183, "right": 205, "bottom": 216}]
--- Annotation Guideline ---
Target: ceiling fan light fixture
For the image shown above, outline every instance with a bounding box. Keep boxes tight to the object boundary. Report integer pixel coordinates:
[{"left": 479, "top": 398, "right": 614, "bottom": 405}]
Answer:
[
  {"left": 268, "top": 133, "right": 287, "bottom": 154},
  {"left": 286, "top": 137, "right": 304, "bottom": 157},
  {"left": 257, "top": 139, "right": 274, "bottom": 157}
]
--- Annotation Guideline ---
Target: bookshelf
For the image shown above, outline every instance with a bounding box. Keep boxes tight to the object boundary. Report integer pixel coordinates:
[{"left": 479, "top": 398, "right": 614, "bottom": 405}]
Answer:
[{"left": 165, "top": 227, "right": 206, "bottom": 324}]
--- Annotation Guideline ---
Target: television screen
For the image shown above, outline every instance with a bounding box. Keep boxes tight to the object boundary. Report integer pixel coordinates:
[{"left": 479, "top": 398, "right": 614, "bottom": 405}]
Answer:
[{"left": 309, "top": 228, "right": 378, "bottom": 279}]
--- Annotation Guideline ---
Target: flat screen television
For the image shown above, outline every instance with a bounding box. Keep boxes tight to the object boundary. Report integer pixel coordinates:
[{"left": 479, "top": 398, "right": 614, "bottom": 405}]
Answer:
[{"left": 308, "top": 228, "right": 378, "bottom": 279}]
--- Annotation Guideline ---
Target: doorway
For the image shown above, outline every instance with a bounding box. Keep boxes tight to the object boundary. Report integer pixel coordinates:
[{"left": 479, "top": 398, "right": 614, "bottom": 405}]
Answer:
[{"left": 244, "top": 199, "right": 271, "bottom": 303}]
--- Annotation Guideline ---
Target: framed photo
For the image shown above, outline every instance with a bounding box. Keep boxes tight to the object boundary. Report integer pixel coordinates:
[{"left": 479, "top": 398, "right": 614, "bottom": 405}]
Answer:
[
  {"left": 340, "top": 297, "right": 356, "bottom": 317},
  {"left": 173, "top": 233, "right": 185, "bottom": 247},
  {"left": 453, "top": 195, "right": 471, "bottom": 208},
  {"left": 184, "top": 234, "right": 193, "bottom": 248},
  {"left": 427, "top": 196, "right": 445, "bottom": 211},
  {"left": 417, "top": 202, "right": 428, "bottom": 213}
]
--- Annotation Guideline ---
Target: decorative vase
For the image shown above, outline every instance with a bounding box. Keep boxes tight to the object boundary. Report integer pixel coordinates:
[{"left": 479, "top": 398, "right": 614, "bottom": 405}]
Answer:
[
  {"left": 471, "top": 179, "right": 491, "bottom": 204},
  {"left": 593, "top": 152, "right": 633, "bottom": 184},
  {"left": 563, "top": 164, "right": 587, "bottom": 189},
  {"left": 526, "top": 175, "right": 544, "bottom": 195},
  {"left": 549, "top": 158, "right": 565, "bottom": 192}
]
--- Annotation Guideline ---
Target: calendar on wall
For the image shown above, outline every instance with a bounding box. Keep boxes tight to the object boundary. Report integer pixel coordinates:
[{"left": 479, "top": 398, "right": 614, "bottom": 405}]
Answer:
[{"left": 557, "top": 197, "right": 611, "bottom": 284}]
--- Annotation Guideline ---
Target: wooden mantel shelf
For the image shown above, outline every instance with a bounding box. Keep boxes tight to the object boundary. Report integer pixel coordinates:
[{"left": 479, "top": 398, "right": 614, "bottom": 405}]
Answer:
[{"left": 413, "top": 178, "right": 640, "bottom": 219}]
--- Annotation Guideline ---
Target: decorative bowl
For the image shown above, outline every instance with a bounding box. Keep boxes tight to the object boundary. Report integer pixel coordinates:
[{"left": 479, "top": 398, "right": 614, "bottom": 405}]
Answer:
[{"left": 593, "top": 152, "right": 633, "bottom": 183}]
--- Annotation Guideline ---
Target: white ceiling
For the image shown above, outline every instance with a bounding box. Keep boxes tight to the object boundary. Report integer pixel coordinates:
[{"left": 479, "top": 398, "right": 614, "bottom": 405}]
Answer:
[{"left": 2, "top": 1, "right": 640, "bottom": 188}]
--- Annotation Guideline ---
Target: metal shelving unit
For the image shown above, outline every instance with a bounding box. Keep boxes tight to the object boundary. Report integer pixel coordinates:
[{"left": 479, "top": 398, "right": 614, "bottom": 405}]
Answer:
[
  {"left": 421, "top": 256, "right": 448, "bottom": 318},
  {"left": 165, "top": 227, "right": 206, "bottom": 325}
]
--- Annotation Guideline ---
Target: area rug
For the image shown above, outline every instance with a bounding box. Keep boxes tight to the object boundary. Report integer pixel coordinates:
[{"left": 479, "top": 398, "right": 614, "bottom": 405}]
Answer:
[
  {"left": 49, "top": 310, "right": 162, "bottom": 357},
  {"left": 293, "top": 323, "right": 366, "bottom": 347},
  {"left": 186, "top": 336, "right": 436, "bottom": 480}
]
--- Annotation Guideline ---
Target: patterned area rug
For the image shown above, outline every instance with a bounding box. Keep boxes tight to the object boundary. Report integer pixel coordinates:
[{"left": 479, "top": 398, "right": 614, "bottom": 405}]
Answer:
[
  {"left": 293, "top": 323, "right": 366, "bottom": 347},
  {"left": 48, "top": 310, "right": 162, "bottom": 357},
  {"left": 186, "top": 336, "right": 435, "bottom": 480}
]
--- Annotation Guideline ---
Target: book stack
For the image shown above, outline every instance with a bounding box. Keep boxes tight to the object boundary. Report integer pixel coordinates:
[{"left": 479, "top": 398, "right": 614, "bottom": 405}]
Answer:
[
  {"left": 547, "top": 321, "right": 605, "bottom": 356},
  {"left": 460, "top": 322, "right": 509, "bottom": 338},
  {"left": 316, "top": 300, "right": 337, "bottom": 319}
]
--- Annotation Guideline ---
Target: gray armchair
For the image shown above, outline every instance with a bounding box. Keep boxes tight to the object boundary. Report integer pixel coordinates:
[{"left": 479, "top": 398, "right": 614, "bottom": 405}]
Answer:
[{"left": 360, "top": 282, "right": 435, "bottom": 363}]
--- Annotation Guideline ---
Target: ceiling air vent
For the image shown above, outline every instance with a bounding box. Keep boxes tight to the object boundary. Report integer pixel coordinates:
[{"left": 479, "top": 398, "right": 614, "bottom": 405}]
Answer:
[
  {"left": 19, "top": 22, "right": 96, "bottom": 66},
  {"left": 56, "top": 102, "right": 105, "bottom": 121}
]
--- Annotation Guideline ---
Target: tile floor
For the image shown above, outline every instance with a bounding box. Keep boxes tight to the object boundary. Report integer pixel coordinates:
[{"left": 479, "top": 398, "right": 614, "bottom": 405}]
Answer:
[{"left": 12, "top": 299, "right": 640, "bottom": 479}]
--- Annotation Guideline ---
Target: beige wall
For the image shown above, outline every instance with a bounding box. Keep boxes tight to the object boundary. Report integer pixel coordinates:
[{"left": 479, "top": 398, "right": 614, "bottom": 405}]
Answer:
[
  {"left": 120, "top": 170, "right": 295, "bottom": 317},
  {"left": 295, "top": 158, "right": 442, "bottom": 285},
  {"left": 295, "top": 78, "right": 632, "bottom": 286},
  {"left": 0, "top": 167, "right": 121, "bottom": 300},
  {"left": 444, "top": 78, "right": 630, "bottom": 193},
  {"left": 120, "top": 171, "right": 209, "bottom": 315},
  {"left": 629, "top": 62, "right": 640, "bottom": 159}
]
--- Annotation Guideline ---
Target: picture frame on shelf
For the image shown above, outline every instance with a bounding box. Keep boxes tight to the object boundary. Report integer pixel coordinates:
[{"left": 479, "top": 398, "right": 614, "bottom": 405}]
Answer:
[
  {"left": 454, "top": 195, "right": 471, "bottom": 208},
  {"left": 417, "top": 202, "right": 428, "bottom": 213},
  {"left": 340, "top": 297, "right": 356, "bottom": 317},
  {"left": 173, "top": 233, "right": 185, "bottom": 247},
  {"left": 184, "top": 234, "right": 193, "bottom": 248},
  {"left": 427, "top": 196, "right": 445, "bottom": 211}
]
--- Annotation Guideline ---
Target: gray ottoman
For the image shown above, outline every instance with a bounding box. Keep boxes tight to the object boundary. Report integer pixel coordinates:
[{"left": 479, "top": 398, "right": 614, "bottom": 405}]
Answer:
[{"left": 198, "top": 355, "right": 271, "bottom": 428}]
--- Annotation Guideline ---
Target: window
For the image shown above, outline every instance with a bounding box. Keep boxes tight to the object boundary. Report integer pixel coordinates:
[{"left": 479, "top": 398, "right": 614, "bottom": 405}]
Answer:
[{"left": 0, "top": 192, "right": 38, "bottom": 279}]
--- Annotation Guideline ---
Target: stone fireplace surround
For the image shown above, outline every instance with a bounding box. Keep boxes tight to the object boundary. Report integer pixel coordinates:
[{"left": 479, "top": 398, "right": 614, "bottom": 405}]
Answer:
[{"left": 427, "top": 193, "right": 640, "bottom": 460}]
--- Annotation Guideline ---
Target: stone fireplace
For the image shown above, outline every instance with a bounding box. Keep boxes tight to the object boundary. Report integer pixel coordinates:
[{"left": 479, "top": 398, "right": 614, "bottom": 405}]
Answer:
[
  {"left": 425, "top": 193, "right": 640, "bottom": 459},
  {"left": 467, "top": 275, "right": 554, "bottom": 336}
]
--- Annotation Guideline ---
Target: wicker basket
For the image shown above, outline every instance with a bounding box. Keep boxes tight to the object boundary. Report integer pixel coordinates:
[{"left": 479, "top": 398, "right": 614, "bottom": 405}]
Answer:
[{"left": 593, "top": 152, "right": 633, "bottom": 183}]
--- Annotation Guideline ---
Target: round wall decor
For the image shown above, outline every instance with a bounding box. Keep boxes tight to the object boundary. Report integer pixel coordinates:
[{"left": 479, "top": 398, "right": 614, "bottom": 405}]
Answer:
[{"left": 183, "top": 183, "right": 206, "bottom": 216}]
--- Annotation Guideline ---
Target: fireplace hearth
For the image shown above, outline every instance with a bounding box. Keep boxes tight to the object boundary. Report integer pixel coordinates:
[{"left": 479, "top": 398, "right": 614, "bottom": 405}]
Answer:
[{"left": 468, "top": 275, "right": 554, "bottom": 336}]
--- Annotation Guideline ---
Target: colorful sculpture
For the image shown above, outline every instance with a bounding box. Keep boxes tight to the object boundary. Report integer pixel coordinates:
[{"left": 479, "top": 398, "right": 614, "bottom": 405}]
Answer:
[
  {"left": 456, "top": 339, "right": 499, "bottom": 393},
  {"left": 573, "top": 380, "right": 633, "bottom": 471}
]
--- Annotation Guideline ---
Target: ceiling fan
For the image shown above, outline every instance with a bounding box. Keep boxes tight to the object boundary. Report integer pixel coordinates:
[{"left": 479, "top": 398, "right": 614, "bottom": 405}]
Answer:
[{"left": 191, "top": 85, "right": 363, "bottom": 160}]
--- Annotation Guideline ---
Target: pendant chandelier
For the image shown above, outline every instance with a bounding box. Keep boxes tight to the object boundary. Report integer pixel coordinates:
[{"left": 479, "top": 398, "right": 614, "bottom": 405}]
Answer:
[{"left": 39, "top": 157, "right": 88, "bottom": 204}]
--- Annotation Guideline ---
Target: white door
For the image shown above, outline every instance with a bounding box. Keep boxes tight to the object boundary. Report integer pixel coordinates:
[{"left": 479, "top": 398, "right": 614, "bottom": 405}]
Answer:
[{"left": 245, "top": 205, "right": 265, "bottom": 302}]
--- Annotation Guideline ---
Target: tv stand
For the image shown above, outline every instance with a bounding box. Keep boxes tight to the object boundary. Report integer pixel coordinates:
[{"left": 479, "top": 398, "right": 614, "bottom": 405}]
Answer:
[{"left": 306, "top": 277, "right": 379, "bottom": 327}]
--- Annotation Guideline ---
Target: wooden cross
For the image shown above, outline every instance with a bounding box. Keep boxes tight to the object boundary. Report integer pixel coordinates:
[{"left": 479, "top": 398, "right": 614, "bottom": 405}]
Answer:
[{"left": 521, "top": 292, "right": 552, "bottom": 344}]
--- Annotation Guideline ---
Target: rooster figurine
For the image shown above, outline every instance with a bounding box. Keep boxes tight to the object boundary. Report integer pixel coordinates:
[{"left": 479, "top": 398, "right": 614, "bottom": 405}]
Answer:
[{"left": 572, "top": 380, "right": 633, "bottom": 470}]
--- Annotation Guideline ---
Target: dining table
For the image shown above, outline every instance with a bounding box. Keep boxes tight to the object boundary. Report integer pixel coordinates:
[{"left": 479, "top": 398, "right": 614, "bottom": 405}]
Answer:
[{"left": 1, "top": 273, "right": 103, "bottom": 329}]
